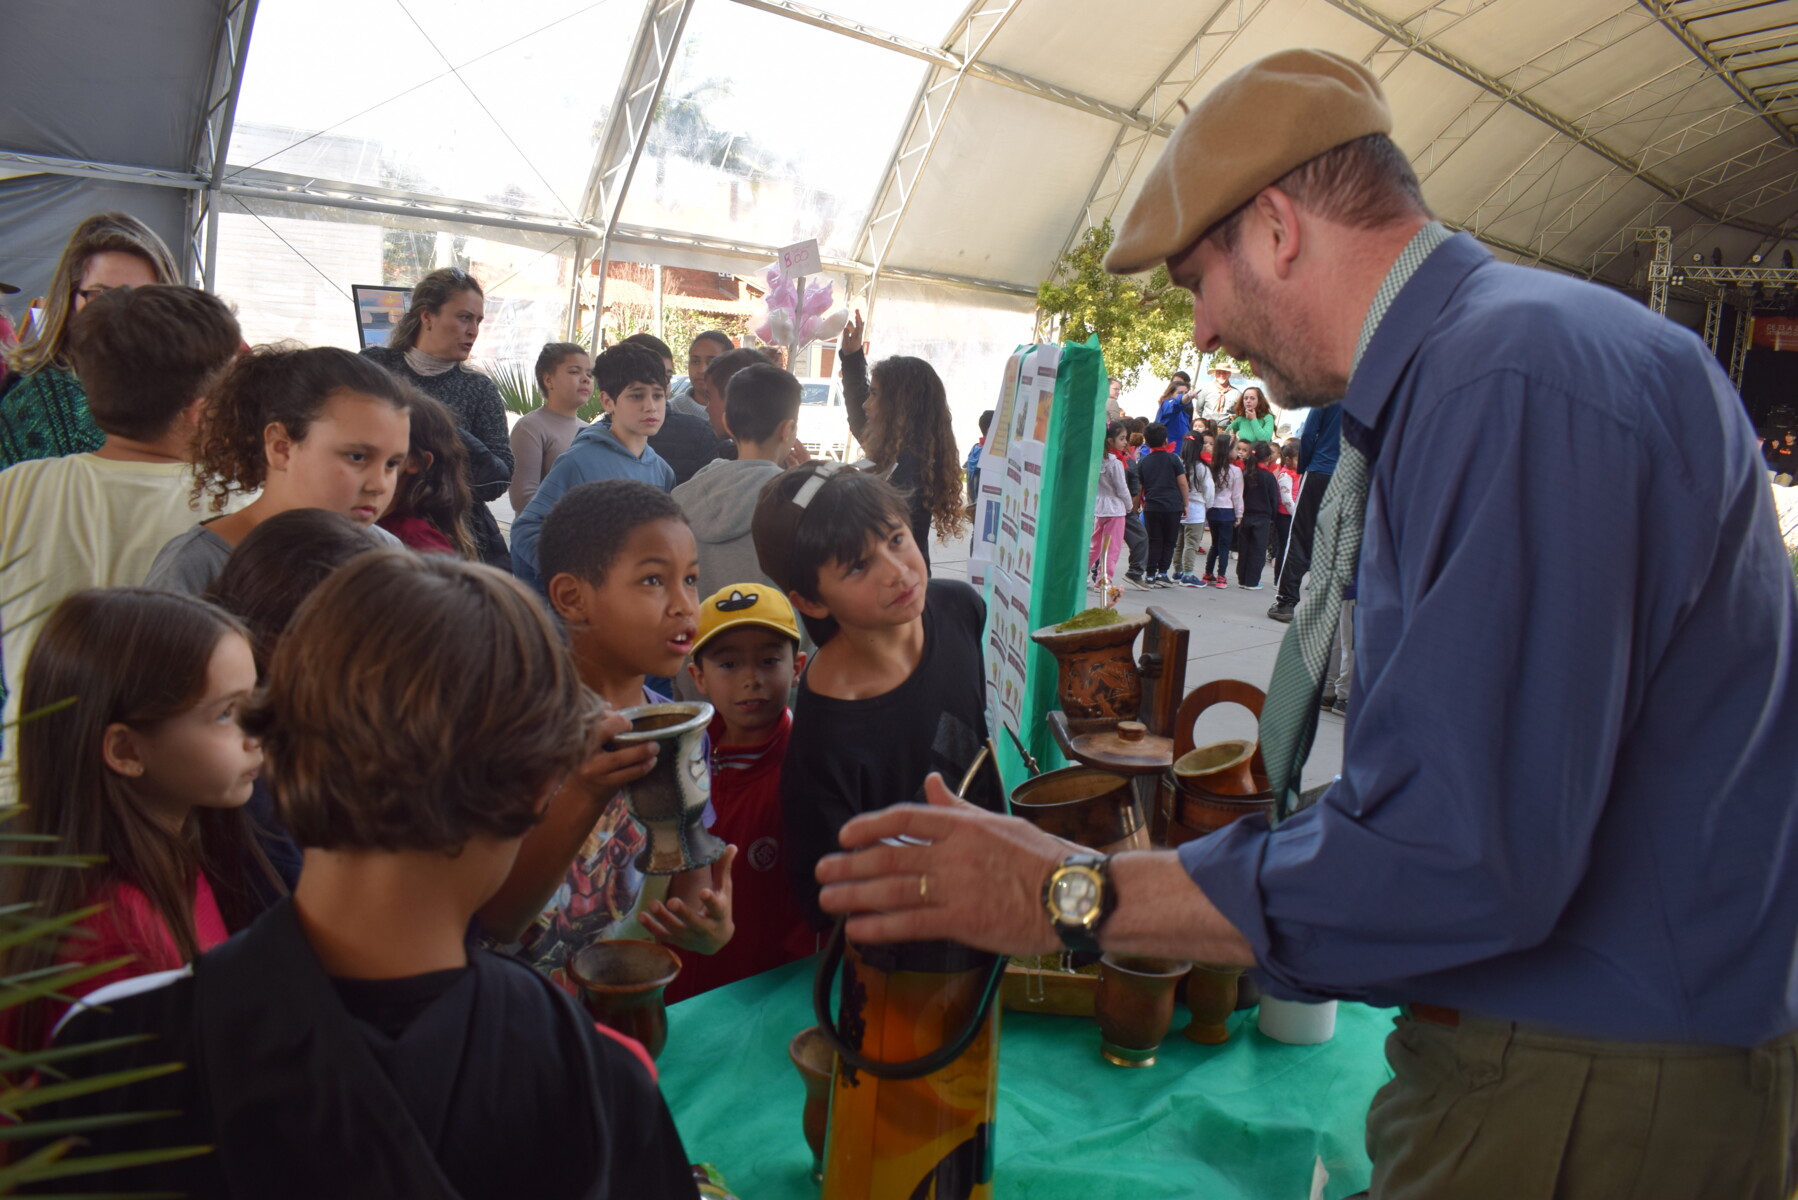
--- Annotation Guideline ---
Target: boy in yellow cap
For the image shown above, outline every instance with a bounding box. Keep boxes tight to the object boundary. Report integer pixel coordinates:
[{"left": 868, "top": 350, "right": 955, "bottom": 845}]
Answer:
[{"left": 665, "top": 582, "right": 812, "bottom": 1000}]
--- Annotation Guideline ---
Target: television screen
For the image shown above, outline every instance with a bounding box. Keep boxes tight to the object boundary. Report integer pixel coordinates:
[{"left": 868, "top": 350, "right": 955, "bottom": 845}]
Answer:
[{"left": 352, "top": 285, "right": 413, "bottom": 349}]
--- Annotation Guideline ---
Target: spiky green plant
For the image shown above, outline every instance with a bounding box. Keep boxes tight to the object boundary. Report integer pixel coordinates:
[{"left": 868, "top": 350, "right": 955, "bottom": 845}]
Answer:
[
  {"left": 0, "top": 700, "right": 209, "bottom": 1194},
  {"left": 484, "top": 361, "right": 604, "bottom": 423}
]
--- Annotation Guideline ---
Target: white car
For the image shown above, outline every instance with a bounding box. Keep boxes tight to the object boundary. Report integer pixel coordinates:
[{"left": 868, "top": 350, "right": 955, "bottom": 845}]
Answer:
[{"left": 795, "top": 376, "right": 860, "bottom": 462}]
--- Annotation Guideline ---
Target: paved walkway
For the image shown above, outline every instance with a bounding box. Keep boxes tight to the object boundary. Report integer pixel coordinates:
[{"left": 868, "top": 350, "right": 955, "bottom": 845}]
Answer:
[{"left": 930, "top": 533, "right": 1346, "bottom": 792}]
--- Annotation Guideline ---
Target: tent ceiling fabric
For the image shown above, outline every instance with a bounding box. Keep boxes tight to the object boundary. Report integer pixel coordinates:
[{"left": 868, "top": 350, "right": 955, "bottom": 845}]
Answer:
[{"left": 7, "top": 0, "right": 1798, "bottom": 312}]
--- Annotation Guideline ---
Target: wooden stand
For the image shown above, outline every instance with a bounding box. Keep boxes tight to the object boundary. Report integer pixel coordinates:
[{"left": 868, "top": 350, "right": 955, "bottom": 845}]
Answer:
[
  {"left": 1019, "top": 608, "right": 1195, "bottom": 1015},
  {"left": 1136, "top": 606, "right": 1189, "bottom": 736}
]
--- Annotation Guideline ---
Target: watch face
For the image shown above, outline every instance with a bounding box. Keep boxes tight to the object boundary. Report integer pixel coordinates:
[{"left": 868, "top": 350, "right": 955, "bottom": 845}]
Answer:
[{"left": 1051, "top": 870, "right": 1100, "bottom": 925}]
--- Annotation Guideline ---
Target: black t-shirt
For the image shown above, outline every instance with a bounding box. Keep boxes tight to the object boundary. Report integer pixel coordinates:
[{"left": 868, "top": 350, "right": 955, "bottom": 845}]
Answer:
[
  {"left": 780, "top": 579, "right": 995, "bottom": 927},
  {"left": 332, "top": 966, "right": 470, "bottom": 1039},
  {"left": 1768, "top": 440, "right": 1795, "bottom": 472},
  {"left": 1137, "top": 448, "right": 1187, "bottom": 513}
]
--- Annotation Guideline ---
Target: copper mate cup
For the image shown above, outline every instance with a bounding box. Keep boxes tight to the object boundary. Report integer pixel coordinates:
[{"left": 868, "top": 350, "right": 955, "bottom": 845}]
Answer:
[
  {"left": 1094, "top": 955, "right": 1192, "bottom": 1067},
  {"left": 567, "top": 939, "right": 682, "bottom": 1060},
  {"left": 788, "top": 1027, "right": 834, "bottom": 1182}
]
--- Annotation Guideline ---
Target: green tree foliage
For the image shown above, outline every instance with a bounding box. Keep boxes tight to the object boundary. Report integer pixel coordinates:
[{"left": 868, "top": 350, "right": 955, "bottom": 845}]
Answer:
[{"left": 1037, "top": 221, "right": 1200, "bottom": 387}]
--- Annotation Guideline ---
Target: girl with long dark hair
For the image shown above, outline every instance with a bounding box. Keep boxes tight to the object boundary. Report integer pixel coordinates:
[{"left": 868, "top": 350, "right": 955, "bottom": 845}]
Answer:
[
  {"left": 379, "top": 392, "right": 483, "bottom": 558},
  {"left": 0, "top": 589, "right": 280, "bottom": 1051},
  {"left": 1203, "top": 432, "right": 1244, "bottom": 587},
  {"left": 836, "top": 312, "right": 967, "bottom": 567}
]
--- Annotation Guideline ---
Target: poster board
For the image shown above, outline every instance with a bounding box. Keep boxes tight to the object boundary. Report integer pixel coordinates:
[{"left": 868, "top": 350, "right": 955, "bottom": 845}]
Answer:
[{"left": 971, "top": 336, "right": 1107, "bottom": 792}]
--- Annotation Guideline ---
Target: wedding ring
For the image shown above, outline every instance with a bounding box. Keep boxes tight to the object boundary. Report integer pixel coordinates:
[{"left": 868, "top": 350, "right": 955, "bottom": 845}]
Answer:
[{"left": 918, "top": 874, "right": 931, "bottom": 905}]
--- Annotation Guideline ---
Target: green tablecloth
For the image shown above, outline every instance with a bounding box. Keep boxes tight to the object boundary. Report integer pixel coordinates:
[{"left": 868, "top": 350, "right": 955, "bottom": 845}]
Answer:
[{"left": 661, "top": 958, "right": 1395, "bottom": 1199}]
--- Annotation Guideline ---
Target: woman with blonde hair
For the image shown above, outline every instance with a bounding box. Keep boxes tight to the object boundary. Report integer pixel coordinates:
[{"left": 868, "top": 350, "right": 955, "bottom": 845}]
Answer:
[{"left": 0, "top": 212, "right": 181, "bottom": 470}]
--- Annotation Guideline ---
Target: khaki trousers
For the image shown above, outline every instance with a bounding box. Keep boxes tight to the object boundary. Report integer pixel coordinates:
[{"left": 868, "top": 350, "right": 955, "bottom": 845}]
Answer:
[{"left": 1365, "top": 1012, "right": 1798, "bottom": 1200}]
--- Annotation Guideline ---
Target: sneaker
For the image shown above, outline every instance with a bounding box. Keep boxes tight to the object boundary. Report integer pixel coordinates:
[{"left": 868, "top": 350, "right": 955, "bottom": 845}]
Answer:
[
  {"left": 1243, "top": 583, "right": 1264, "bottom": 591},
  {"left": 1320, "top": 692, "right": 1337, "bottom": 711},
  {"left": 1151, "top": 573, "right": 1172, "bottom": 588},
  {"left": 1267, "top": 601, "right": 1295, "bottom": 623},
  {"left": 1331, "top": 699, "right": 1349, "bottom": 718},
  {"left": 1211, "top": 577, "right": 1228, "bottom": 590},
  {"left": 1179, "top": 573, "right": 1207, "bottom": 588},
  {"left": 1125, "top": 570, "right": 1147, "bottom": 589}
]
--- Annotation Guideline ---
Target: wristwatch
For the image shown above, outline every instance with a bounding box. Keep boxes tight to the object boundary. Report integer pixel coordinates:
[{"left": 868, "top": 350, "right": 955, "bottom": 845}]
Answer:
[{"left": 1042, "top": 853, "right": 1115, "bottom": 953}]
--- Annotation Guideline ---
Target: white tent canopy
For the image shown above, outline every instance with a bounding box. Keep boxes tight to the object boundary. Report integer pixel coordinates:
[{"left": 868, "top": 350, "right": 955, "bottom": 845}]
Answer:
[{"left": 6, "top": 0, "right": 1797, "bottom": 391}]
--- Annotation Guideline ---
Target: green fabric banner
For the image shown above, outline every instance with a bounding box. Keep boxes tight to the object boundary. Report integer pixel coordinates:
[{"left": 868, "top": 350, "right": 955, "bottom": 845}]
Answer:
[{"left": 972, "top": 336, "right": 1109, "bottom": 793}]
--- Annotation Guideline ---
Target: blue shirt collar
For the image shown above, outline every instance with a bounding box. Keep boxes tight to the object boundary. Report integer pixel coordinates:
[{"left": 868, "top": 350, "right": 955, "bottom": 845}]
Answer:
[{"left": 1340, "top": 230, "right": 1490, "bottom": 436}]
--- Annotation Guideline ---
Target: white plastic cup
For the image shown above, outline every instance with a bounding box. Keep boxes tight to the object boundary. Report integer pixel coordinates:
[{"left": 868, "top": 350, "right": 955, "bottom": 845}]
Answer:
[{"left": 1257, "top": 995, "right": 1337, "bottom": 1045}]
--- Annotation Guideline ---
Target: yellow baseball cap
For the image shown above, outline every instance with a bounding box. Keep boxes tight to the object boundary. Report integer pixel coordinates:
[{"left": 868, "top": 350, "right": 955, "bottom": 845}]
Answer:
[{"left": 692, "top": 583, "right": 801, "bottom": 656}]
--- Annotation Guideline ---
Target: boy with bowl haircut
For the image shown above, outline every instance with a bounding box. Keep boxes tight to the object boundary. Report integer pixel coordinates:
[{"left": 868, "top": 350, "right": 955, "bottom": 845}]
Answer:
[
  {"left": 751, "top": 463, "right": 1002, "bottom": 929},
  {"left": 1, "top": 284, "right": 241, "bottom": 735},
  {"left": 666, "top": 583, "right": 813, "bottom": 1000},
  {"left": 482, "top": 479, "right": 737, "bottom": 993},
  {"left": 42, "top": 550, "right": 698, "bottom": 1198},
  {"left": 510, "top": 342, "right": 674, "bottom": 596}
]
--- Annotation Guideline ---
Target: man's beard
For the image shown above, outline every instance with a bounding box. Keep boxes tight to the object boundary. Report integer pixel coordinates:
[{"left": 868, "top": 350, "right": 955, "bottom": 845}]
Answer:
[{"left": 1219, "top": 253, "right": 1346, "bottom": 410}]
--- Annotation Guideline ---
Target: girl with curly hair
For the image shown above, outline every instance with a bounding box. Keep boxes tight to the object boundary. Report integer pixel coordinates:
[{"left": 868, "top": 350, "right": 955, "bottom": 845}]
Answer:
[
  {"left": 144, "top": 345, "right": 412, "bottom": 594},
  {"left": 836, "top": 311, "right": 967, "bottom": 567}
]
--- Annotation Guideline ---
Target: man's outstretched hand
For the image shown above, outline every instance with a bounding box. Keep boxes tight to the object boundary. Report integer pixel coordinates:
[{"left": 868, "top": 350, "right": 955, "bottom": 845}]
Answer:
[{"left": 815, "top": 774, "right": 1073, "bottom": 957}]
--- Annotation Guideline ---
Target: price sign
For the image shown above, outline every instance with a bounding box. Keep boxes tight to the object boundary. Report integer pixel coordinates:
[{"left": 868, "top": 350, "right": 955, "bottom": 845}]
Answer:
[{"left": 777, "top": 238, "right": 822, "bottom": 279}]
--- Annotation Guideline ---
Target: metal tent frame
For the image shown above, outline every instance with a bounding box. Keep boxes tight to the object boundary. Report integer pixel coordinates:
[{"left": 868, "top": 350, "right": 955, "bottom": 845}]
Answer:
[{"left": 7, "top": 0, "right": 1798, "bottom": 332}]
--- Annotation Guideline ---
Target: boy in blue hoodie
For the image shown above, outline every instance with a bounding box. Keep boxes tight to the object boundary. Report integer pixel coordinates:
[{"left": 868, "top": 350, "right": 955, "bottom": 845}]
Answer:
[{"left": 511, "top": 342, "right": 675, "bottom": 594}]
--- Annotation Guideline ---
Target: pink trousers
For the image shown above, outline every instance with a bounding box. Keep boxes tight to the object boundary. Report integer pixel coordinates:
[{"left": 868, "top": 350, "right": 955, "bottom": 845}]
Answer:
[{"left": 1089, "top": 515, "right": 1125, "bottom": 579}]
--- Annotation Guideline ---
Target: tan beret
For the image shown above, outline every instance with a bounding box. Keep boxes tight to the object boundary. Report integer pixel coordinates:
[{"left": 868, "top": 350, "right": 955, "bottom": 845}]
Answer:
[{"left": 1104, "top": 48, "right": 1393, "bottom": 275}]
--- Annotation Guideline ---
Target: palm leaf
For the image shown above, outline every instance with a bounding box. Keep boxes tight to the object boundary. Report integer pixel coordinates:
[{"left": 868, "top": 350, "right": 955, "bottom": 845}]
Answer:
[
  {"left": 0, "top": 957, "right": 136, "bottom": 1013},
  {"left": 2, "top": 1141, "right": 208, "bottom": 1184},
  {"left": 0, "top": 1108, "right": 179, "bottom": 1141},
  {"left": 484, "top": 361, "right": 542, "bottom": 416},
  {"left": 0, "top": 1061, "right": 188, "bottom": 1115},
  {"left": 0, "top": 1035, "right": 158, "bottom": 1078},
  {"left": 0, "top": 781, "right": 209, "bottom": 1195}
]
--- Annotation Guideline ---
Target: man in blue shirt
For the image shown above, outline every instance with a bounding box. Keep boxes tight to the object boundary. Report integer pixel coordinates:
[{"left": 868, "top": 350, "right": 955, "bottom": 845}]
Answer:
[{"left": 811, "top": 49, "right": 1798, "bottom": 1200}]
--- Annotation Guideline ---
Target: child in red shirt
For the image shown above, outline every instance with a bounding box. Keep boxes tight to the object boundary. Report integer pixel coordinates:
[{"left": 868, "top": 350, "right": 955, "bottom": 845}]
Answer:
[{"left": 665, "top": 583, "right": 812, "bottom": 1000}]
